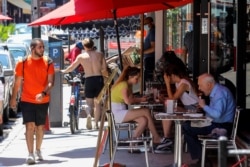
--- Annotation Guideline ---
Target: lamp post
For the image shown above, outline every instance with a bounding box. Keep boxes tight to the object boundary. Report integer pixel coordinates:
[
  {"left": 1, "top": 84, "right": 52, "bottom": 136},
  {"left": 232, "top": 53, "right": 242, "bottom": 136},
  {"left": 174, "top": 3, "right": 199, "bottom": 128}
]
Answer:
[{"left": 31, "top": 0, "right": 41, "bottom": 38}]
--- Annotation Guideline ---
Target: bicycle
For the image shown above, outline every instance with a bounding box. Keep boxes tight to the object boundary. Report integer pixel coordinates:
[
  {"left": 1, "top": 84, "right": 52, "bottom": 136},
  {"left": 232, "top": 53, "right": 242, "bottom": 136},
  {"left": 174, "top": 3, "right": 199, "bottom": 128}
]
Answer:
[{"left": 64, "top": 72, "right": 85, "bottom": 134}]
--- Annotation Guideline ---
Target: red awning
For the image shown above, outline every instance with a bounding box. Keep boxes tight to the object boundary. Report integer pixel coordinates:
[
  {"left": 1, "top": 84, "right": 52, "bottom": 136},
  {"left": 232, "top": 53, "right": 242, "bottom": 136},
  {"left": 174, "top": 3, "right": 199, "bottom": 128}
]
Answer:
[{"left": 29, "top": 0, "right": 192, "bottom": 26}]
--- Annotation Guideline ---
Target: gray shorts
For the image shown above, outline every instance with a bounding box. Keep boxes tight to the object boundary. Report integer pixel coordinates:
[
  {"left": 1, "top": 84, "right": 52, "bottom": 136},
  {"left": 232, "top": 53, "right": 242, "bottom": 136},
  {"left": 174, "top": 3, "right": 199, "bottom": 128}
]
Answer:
[{"left": 21, "top": 101, "right": 49, "bottom": 126}]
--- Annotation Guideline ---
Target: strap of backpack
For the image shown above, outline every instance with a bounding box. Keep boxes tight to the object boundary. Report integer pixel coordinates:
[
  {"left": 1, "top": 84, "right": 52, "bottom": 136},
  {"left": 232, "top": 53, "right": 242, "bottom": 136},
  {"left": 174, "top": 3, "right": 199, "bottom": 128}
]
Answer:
[{"left": 22, "top": 56, "right": 53, "bottom": 79}]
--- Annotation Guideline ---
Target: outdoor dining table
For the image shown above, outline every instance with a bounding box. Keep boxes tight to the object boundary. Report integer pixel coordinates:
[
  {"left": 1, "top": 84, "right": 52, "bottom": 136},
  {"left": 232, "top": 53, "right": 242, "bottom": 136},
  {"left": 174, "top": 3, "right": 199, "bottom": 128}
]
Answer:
[
  {"left": 130, "top": 101, "right": 164, "bottom": 115},
  {"left": 154, "top": 109, "right": 208, "bottom": 167}
]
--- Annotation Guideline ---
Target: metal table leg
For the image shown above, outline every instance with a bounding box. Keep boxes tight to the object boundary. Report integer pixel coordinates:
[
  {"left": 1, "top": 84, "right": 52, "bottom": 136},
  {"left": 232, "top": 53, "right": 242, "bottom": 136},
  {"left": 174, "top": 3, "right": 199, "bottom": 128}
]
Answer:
[{"left": 173, "top": 121, "right": 182, "bottom": 167}]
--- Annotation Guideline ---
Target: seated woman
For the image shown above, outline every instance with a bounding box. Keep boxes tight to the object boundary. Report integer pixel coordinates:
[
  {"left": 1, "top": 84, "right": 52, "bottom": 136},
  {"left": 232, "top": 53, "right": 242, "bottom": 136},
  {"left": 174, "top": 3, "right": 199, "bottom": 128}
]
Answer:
[
  {"left": 111, "top": 66, "right": 165, "bottom": 149},
  {"left": 155, "top": 64, "right": 199, "bottom": 154},
  {"left": 154, "top": 51, "right": 188, "bottom": 83}
]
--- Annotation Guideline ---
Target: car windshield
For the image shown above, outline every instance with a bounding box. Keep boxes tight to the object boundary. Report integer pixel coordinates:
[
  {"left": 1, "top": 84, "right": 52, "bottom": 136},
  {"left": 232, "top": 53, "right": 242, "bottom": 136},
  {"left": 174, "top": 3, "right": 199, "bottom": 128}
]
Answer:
[
  {"left": 9, "top": 49, "right": 26, "bottom": 62},
  {"left": 14, "top": 24, "right": 48, "bottom": 35},
  {"left": 0, "top": 54, "right": 10, "bottom": 69},
  {"left": 7, "top": 38, "right": 49, "bottom": 56}
]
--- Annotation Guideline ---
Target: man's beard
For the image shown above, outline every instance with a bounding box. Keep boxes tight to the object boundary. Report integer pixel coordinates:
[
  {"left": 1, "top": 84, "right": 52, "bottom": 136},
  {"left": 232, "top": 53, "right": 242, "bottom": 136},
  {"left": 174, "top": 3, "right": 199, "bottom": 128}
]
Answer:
[{"left": 35, "top": 51, "right": 43, "bottom": 57}]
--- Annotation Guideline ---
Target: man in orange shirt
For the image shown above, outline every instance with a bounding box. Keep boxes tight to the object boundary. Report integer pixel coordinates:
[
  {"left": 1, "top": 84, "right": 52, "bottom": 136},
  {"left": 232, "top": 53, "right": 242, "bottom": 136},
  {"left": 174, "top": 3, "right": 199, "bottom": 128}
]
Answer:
[{"left": 10, "top": 38, "right": 55, "bottom": 165}]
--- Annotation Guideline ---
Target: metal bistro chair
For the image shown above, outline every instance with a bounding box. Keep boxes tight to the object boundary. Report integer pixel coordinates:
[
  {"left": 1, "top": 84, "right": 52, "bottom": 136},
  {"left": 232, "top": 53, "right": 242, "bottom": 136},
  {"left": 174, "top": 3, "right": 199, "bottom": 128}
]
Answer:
[
  {"left": 199, "top": 108, "right": 242, "bottom": 167},
  {"left": 109, "top": 112, "right": 152, "bottom": 167},
  {"left": 102, "top": 119, "right": 137, "bottom": 154}
]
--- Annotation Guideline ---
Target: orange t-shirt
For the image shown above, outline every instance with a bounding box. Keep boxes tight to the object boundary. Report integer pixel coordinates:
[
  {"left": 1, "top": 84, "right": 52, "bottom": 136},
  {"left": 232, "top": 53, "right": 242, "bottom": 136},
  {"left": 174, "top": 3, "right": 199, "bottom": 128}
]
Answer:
[{"left": 15, "top": 55, "right": 55, "bottom": 103}]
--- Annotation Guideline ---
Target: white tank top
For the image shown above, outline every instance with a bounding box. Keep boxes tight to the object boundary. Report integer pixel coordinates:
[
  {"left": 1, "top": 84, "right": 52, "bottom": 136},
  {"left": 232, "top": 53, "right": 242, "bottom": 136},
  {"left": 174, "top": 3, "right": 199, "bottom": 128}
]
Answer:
[{"left": 175, "top": 78, "right": 199, "bottom": 106}]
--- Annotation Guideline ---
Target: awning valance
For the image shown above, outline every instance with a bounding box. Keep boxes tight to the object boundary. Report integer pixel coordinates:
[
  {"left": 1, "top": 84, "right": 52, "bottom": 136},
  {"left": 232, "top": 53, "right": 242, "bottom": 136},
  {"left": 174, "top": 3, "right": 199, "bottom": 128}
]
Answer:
[{"left": 7, "top": 0, "right": 31, "bottom": 14}]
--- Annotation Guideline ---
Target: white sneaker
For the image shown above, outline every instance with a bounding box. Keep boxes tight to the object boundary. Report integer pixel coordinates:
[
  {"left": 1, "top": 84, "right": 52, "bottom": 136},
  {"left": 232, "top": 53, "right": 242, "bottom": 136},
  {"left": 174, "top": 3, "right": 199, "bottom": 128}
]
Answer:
[
  {"left": 86, "top": 115, "right": 92, "bottom": 130},
  {"left": 36, "top": 150, "right": 43, "bottom": 161},
  {"left": 26, "top": 153, "right": 35, "bottom": 165}
]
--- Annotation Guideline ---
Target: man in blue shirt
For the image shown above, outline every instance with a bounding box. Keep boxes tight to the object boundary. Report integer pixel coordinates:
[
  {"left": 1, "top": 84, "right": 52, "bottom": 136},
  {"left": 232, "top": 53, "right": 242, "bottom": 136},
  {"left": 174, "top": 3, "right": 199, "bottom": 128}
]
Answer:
[
  {"left": 143, "top": 16, "right": 155, "bottom": 82},
  {"left": 183, "top": 73, "right": 236, "bottom": 165}
]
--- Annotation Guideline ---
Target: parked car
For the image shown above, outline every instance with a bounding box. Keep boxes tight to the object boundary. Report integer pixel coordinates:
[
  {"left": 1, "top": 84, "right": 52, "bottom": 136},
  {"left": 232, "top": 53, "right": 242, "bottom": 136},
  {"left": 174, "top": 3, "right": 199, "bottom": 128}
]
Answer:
[
  {"left": 0, "top": 48, "right": 16, "bottom": 121},
  {"left": 0, "top": 43, "right": 30, "bottom": 63},
  {"left": 6, "top": 34, "right": 49, "bottom": 56},
  {"left": 0, "top": 63, "right": 4, "bottom": 136},
  {"left": 12, "top": 23, "right": 49, "bottom": 36}
]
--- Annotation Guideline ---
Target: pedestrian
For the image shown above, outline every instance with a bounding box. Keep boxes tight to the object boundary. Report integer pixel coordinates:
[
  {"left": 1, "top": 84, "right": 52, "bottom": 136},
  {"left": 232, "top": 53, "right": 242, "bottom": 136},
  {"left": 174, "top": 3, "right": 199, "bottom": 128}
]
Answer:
[
  {"left": 64, "top": 41, "right": 84, "bottom": 73},
  {"left": 182, "top": 73, "right": 236, "bottom": 166},
  {"left": 143, "top": 16, "right": 155, "bottom": 82},
  {"left": 61, "top": 38, "right": 108, "bottom": 130},
  {"left": 10, "top": 38, "right": 55, "bottom": 165}
]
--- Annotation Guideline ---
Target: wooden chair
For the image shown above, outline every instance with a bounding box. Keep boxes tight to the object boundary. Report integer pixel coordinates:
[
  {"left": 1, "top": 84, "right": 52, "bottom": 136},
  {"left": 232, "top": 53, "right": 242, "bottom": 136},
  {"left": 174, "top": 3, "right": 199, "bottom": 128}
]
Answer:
[{"left": 199, "top": 108, "right": 242, "bottom": 167}]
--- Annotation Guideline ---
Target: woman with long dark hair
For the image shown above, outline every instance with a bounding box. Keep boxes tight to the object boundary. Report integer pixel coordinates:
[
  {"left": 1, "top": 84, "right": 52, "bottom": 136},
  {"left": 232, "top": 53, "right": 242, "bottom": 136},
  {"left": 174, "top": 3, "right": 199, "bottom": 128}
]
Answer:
[{"left": 155, "top": 64, "right": 199, "bottom": 154}]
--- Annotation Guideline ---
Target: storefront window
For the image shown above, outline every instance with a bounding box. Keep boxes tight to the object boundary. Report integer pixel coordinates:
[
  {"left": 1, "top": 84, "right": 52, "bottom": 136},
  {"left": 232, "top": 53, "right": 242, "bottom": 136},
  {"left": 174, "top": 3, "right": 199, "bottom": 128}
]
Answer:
[
  {"left": 210, "top": 0, "right": 235, "bottom": 77},
  {"left": 164, "top": 5, "right": 192, "bottom": 58}
]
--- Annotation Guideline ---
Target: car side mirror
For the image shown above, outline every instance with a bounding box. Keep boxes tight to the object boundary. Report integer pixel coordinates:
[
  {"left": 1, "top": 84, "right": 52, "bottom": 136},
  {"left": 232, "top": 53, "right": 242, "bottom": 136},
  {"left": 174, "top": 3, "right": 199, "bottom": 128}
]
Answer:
[{"left": 3, "top": 70, "right": 14, "bottom": 76}]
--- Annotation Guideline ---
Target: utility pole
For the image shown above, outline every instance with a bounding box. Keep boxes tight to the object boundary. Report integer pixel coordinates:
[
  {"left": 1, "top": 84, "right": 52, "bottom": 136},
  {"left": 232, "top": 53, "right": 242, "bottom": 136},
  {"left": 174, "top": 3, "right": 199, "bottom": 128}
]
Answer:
[
  {"left": 31, "top": 0, "right": 41, "bottom": 38},
  {"left": 2, "top": 0, "right": 7, "bottom": 15},
  {"left": 2, "top": 0, "right": 7, "bottom": 25}
]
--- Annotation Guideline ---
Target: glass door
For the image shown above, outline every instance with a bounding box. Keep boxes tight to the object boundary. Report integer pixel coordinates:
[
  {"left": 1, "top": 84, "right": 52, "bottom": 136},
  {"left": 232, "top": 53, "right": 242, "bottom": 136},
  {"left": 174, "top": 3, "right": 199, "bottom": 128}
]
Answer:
[{"left": 210, "top": 0, "right": 236, "bottom": 79}]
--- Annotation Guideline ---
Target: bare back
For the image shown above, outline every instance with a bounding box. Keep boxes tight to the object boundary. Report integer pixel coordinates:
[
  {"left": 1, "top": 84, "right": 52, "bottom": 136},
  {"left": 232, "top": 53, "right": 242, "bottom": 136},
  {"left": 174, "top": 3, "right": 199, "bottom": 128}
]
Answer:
[{"left": 78, "top": 50, "right": 107, "bottom": 78}]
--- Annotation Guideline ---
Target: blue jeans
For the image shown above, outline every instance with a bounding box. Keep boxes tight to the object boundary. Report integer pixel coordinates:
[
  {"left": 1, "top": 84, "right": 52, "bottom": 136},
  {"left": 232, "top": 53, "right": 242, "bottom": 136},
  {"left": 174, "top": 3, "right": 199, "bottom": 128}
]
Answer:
[{"left": 182, "top": 121, "right": 232, "bottom": 160}]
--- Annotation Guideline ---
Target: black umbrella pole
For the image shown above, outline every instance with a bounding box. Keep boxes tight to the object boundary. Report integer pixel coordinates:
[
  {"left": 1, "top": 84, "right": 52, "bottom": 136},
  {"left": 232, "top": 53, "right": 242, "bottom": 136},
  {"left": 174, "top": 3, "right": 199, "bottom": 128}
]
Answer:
[{"left": 113, "top": 10, "right": 123, "bottom": 70}]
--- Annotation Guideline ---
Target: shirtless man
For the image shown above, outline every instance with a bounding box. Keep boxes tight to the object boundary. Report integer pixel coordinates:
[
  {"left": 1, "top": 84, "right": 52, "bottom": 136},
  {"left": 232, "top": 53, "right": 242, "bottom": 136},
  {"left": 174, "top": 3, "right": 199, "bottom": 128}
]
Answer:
[{"left": 61, "top": 38, "right": 108, "bottom": 130}]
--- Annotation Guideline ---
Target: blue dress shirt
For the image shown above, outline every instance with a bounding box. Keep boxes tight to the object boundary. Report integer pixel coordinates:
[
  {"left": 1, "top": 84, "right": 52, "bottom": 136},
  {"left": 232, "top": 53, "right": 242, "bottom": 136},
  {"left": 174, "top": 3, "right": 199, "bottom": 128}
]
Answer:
[{"left": 203, "top": 83, "right": 236, "bottom": 123}]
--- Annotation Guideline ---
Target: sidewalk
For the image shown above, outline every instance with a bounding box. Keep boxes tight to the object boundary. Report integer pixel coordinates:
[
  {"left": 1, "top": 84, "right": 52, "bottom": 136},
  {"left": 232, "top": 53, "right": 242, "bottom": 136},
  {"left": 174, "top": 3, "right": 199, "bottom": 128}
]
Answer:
[
  {"left": 0, "top": 84, "right": 195, "bottom": 167},
  {"left": 0, "top": 115, "right": 196, "bottom": 167}
]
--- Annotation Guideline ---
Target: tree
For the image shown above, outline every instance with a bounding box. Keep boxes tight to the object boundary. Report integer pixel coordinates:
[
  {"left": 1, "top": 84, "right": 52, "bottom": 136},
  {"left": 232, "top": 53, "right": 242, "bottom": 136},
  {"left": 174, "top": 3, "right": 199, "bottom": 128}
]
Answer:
[{"left": 0, "top": 24, "right": 15, "bottom": 42}]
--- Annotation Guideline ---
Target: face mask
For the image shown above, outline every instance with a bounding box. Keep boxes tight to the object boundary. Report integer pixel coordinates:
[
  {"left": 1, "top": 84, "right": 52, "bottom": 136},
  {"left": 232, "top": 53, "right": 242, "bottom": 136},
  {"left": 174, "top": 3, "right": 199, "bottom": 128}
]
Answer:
[{"left": 144, "top": 25, "right": 149, "bottom": 31}]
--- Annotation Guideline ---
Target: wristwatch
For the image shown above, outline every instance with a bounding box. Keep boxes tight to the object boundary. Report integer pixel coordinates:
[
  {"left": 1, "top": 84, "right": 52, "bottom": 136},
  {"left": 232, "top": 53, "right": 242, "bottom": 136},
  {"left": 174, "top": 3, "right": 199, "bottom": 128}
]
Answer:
[{"left": 41, "top": 91, "right": 47, "bottom": 96}]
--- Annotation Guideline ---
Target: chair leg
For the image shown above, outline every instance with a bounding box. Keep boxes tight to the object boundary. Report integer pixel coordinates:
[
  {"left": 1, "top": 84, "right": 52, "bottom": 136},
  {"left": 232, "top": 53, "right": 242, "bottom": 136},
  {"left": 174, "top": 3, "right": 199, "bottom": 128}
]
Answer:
[
  {"left": 182, "top": 135, "right": 188, "bottom": 153},
  {"left": 144, "top": 140, "right": 150, "bottom": 167},
  {"left": 233, "top": 142, "right": 242, "bottom": 167},
  {"left": 149, "top": 131, "right": 154, "bottom": 153},
  {"left": 201, "top": 140, "right": 206, "bottom": 167},
  {"left": 184, "top": 141, "right": 188, "bottom": 153},
  {"left": 110, "top": 143, "right": 118, "bottom": 167},
  {"left": 102, "top": 135, "right": 108, "bottom": 154}
]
